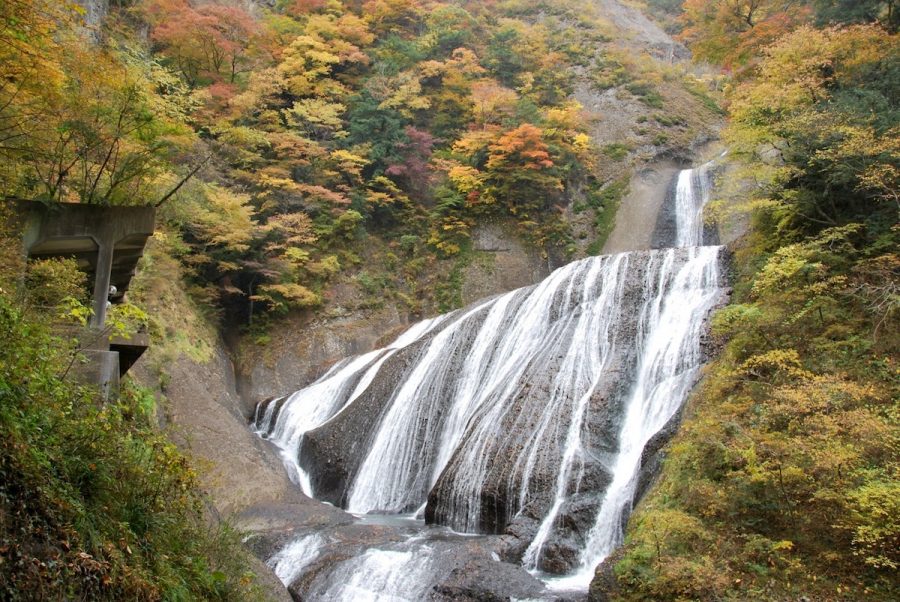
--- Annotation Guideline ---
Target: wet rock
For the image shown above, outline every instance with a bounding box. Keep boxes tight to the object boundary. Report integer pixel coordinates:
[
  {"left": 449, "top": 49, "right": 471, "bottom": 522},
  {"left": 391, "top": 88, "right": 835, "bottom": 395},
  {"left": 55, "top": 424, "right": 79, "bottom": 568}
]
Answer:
[
  {"left": 299, "top": 339, "right": 432, "bottom": 505},
  {"left": 430, "top": 555, "right": 546, "bottom": 602},
  {"left": 604, "top": 162, "right": 681, "bottom": 254},
  {"left": 588, "top": 548, "right": 625, "bottom": 602},
  {"left": 239, "top": 305, "right": 410, "bottom": 416},
  {"left": 462, "top": 221, "right": 551, "bottom": 307}
]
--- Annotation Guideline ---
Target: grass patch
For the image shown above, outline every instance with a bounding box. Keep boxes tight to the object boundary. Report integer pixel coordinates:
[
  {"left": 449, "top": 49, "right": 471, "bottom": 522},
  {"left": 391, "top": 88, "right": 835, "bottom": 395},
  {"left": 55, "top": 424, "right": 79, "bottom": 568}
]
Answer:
[
  {"left": 653, "top": 113, "right": 687, "bottom": 127},
  {"left": 625, "top": 81, "right": 665, "bottom": 108},
  {"left": 684, "top": 81, "right": 726, "bottom": 115},
  {"left": 602, "top": 142, "right": 632, "bottom": 161},
  {"left": 586, "top": 176, "right": 630, "bottom": 254},
  {"left": 434, "top": 241, "right": 473, "bottom": 312}
]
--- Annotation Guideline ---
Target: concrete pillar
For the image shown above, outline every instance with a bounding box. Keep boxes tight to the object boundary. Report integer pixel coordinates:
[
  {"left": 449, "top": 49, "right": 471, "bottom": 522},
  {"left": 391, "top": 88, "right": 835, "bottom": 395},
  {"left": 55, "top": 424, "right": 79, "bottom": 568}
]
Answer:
[{"left": 90, "top": 241, "right": 114, "bottom": 328}]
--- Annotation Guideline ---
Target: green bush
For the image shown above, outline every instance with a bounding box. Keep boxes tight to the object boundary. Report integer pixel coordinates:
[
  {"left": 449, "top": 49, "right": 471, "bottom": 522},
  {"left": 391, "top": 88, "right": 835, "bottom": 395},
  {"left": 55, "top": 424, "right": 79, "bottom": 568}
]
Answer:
[{"left": 0, "top": 292, "right": 266, "bottom": 600}]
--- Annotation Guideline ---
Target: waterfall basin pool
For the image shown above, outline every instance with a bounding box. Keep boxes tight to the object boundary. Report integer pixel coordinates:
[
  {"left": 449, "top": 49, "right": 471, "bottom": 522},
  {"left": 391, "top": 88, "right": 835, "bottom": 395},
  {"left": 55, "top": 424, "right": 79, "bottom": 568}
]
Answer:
[{"left": 258, "top": 510, "right": 594, "bottom": 601}]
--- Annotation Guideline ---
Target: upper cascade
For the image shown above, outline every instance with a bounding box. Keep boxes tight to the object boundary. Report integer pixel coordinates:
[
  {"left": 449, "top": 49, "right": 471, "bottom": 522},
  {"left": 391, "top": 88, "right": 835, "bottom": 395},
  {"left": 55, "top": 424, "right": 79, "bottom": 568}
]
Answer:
[
  {"left": 254, "top": 158, "right": 727, "bottom": 596},
  {"left": 675, "top": 160, "right": 714, "bottom": 247},
  {"left": 651, "top": 158, "right": 720, "bottom": 250}
]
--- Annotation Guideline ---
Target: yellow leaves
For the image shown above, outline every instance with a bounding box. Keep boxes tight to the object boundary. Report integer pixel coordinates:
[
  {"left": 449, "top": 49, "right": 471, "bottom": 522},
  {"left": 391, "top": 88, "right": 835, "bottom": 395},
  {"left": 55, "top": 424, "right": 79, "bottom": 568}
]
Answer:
[
  {"left": 306, "top": 255, "right": 341, "bottom": 277},
  {"left": 254, "top": 283, "right": 320, "bottom": 310},
  {"left": 737, "top": 348, "right": 814, "bottom": 381},
  {"left": 711, "top": 303, "right": 763, "bottom": 338},
  {"left": 365, "top": 175, "right": 411, "bottom": 207},
  {"left": 330, "top": 149, "right": 369, "bottom": 180},
  {"left": 287, "top": 97, "right": 346, "bottom": 137},
  {"left": 451, "top": 127, "right": 500, "bottom": 157},
  {"left": 257, "top": 171, "right": 301, "bottom": 194},
  {"left": 216, "top": 126, "right": 271, "bottom": 151},
  {"left": 759, "top": 26, "right": 835, "bottom": 101},
  {"left": 263, "top": 212, "right": 317, "bottom": 247},
  {"left": 844, "top": 479, "right": 900, "bottom": 570},
  {"left": 277, "top": 31, "right": 365, "bottom": 100},
  {"left": 418, "top": 48, "right": 485, "bottom": 80},
  {"left": 427, "top": 217, "right": 470, "bottom": 257},
  {"left": 447, "top": 165, "right": 483, "bottom": 194},
  {"left": 374, "top": 71, "right": 431, "bottom": 116},
  {"left": 446, "top": 48, "right": 486, "bottom": 77},
  {"left": 470, "top": 80, "right": 518, "bottom": 126},
  {"left": 572, "top": 132, "right": 592, "bottom": 153},
  {"left": 752, "top": 243, "right": 820, "bottom": 297},
  {"left": 768, "top": 374, "right": 879, "bottom": 420},
  {"left": 361, "top": 0, "right": 424, "bottom": 34},
  {"left": 366, "top": 191, "right": 393, "bottom": 206},
  {"left": 193, "top": 185, "right": 255, "bottom": 252},
  {"left": 305, "top": 12, "right": 374, "bottom": 49},
  {"left": 730, "top": 25, "right": 898, "bottom": 156},
  {"left": 283, "top": 247, "right": 311, "bottom": 266},
  {"left": 543, "top": 102, "right": 583, "bottom": 130},
  {"left": 816, "top": 124, "right": 900, "bottom": 205}
]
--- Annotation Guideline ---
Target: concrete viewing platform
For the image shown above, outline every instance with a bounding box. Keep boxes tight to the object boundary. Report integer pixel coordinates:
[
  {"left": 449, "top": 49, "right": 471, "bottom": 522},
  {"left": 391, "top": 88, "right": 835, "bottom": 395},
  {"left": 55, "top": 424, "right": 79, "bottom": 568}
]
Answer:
[{"left": 10, "top": 200, "right": 156, "bottom": 397}]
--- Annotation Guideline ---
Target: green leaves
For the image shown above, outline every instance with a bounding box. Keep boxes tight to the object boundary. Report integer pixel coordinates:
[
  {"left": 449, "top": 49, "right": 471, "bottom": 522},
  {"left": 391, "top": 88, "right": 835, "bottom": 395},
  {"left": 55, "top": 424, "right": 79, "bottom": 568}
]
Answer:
[{"left": 0, "top": 293, "right": 263, "bottom": 599}]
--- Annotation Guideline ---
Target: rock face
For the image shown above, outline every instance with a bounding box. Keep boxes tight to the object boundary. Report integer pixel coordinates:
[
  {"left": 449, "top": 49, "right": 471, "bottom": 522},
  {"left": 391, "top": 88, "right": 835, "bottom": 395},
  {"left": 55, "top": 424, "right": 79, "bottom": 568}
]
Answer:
[
  {"left": 76, "top": 0, "right": 109, "bottom": 39},
  {"left": 462, "top": 221, "right": 552, "bottom": 306},
  {"left": 602, "top": 161, "right": 681, "bottom": 254},
  {"left": 238, "top": 221, "right": 549, "bottom": 418},
  {"left": 238, "top": 304, "right": 411, "bottom": 418},
  {"left": 131, "top": 330, "right": 297, "bottom": 602},
  {"left": 595, "top": 0, "right": 689, "bottom": 60}
]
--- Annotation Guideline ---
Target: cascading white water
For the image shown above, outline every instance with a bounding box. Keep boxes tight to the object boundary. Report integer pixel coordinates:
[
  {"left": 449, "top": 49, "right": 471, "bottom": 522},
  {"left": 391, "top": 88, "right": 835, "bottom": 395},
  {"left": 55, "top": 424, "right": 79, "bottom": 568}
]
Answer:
[
  {"left": 257, "top": 159, "right": 725, "bottom": 598},
  {"left": 267, "top": 533, "right": 325, "bottom": 586},
  {"left": 674, "top": 161, "right": 713, "bottom": 247},
  {"left": 304, "top": 544, "right": 436, "bottom": 601},
  {"left": 254, "top": 315, "right": 447, "bottom": 496},
  {"left": 349, "top": 256, "right": 619, "bottom": 516},
  {"left": 539, "top": 246, "right": 722, "bottom": 591}
]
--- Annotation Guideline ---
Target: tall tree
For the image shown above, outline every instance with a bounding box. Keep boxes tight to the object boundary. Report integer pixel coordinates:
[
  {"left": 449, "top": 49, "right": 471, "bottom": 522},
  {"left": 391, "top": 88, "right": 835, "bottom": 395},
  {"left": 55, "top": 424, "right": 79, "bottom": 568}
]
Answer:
[{"left": 679, "top": 0, "right": 813, "bottom": 68}]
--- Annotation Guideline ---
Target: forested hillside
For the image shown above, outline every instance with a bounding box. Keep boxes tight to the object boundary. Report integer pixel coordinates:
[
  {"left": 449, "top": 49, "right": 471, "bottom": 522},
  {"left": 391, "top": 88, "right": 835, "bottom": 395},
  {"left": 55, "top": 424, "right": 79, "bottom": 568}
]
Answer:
[
  {"left": 1, "top": 0, "right": 719, "bottom": 329},
  {"left": 604, "top": 2, "right": 899, "bottom": 600}
]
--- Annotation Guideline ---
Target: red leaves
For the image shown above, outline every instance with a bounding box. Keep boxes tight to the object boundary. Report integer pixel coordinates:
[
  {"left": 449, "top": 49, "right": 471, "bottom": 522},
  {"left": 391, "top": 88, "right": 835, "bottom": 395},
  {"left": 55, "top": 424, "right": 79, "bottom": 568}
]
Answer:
[{"left": 144, "top": 0, "right": 259, "bottom": 85}]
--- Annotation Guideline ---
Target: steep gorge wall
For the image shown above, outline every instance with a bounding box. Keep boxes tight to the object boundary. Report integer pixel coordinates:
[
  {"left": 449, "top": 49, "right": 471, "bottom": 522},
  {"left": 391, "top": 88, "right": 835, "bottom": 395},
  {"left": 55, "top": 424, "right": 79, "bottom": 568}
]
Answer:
[
  {"left": 237, "top": 219, "right": 551, "bottom": 408},
  {"left": 77, "top": 0, "right": 109, "bottom": 32}
]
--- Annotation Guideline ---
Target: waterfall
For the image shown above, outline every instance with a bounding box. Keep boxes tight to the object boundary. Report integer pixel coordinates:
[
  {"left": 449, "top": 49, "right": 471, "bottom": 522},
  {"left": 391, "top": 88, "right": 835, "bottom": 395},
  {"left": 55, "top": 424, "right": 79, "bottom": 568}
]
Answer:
[
  {"left": 253, "top": 315, "right": 448, "bottom": 495},
  {"left": 267, "top": 533, "right": 325, "bottom": 586},
  {"left": 304, "top": 545, "right": 436, "bottom": 601},
  {"left": 255, "top": 159, "right": 725, "bottom": 597},
  {"left": 674, "top": 161, "right": 712, "bottom": 247}
]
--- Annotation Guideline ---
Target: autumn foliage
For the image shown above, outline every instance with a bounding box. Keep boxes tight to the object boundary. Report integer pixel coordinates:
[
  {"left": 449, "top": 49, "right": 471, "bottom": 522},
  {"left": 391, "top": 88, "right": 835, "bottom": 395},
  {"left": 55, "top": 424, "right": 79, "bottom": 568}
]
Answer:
[{"left": 612, "top": 10, "right": 899, "bottom": 602}]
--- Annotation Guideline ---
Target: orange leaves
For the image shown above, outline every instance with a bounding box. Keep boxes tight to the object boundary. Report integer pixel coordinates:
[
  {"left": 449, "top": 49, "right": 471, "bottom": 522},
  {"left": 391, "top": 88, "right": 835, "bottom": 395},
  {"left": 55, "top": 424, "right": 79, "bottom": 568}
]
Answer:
[
  {"left": 444, "top": 121, "right": 562, "bottom": 216},
  {"left": 486, "top": 124, "right": 554, "bottom": 172},
  {"left": 470, "top": 80, "right": 518, "bottom": 126}
]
